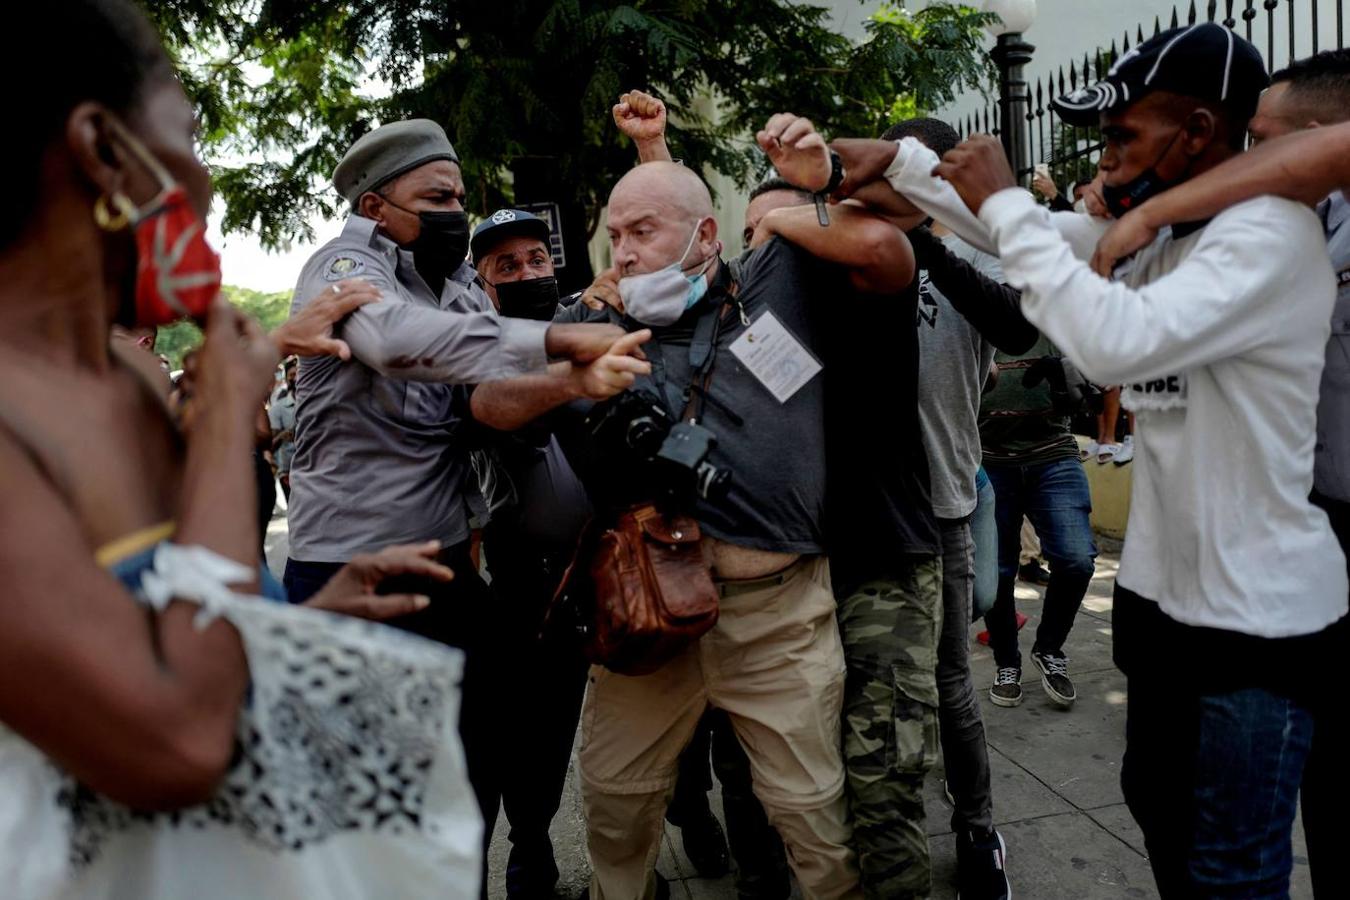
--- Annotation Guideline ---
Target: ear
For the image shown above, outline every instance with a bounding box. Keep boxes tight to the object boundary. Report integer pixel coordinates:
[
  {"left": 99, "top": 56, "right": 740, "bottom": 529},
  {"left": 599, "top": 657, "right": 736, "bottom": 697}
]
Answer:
[
  {"left": 1182, "top": 107, "right": 1220, "bottom": 155},
  {"left": 697, "top": 215, "right": 719, "bottom": 250},
  {"left": 357, "top": 191, "right": 387, "bottom": 225},
  {"left": 64, "top": 102, "right": 131, "bottom": 201}
]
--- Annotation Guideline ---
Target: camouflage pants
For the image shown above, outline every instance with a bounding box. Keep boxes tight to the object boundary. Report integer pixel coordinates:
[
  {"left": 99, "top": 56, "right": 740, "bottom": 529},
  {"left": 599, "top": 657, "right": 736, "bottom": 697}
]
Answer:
[{"left": 836, "top": 557, "right": 944, "bottom": 899}]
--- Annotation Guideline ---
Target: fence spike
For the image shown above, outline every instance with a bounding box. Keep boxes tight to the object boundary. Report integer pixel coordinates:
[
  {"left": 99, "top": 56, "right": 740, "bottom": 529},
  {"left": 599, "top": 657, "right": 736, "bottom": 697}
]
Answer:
[
  {"left": 1188, "top": 0, "right": 1198, "bottom": 24},
  {"left": 1171, "top": 6, "right": 1181, "bottom": 28},
  {"left": 1154, "top": 14, "right": 1163, "bottom": 36},
  {"left": 1068, "top": 60, "right": 1078, "bottom": 90},
  {"left": 1223, "top": 0, "right": 1236, "bottom": 29},
  {"left": 1206, "top": 0, "right": 1218, "bottom": 21},
  {"left": 1123, "top": 31, "right": 1131, "bottom": 53},
  {"left": 1310, "top": 0, "right": 1317, "bottom": 53},
  {"left": 1083, "top": 52, "right": 1093, "bottom": 82},
  {"left": 1109, "top": 38, "right": 1118, "bottom": 66}
]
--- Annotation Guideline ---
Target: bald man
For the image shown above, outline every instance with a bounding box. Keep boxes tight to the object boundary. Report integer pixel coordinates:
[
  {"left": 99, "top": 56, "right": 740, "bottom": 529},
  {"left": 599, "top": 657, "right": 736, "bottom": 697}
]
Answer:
[{"left": 473, "top": 160, "right": 913, "bottom": 900}]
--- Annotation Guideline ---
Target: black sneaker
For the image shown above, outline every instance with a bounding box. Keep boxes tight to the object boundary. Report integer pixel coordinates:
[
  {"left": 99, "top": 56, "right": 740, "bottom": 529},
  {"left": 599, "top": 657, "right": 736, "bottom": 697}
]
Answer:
[
  {"left": 989, "top": 667, "right": 1023, "bottom": 707},
  {"left": 1017, "top": 561, "right": 1051, "bottom": 586},
  {"left": 1032, "top": 651, "right": 1076, "bottom": 708},
  {"left": 956, "top": 828, "right": 1011, "bottom": 900}
]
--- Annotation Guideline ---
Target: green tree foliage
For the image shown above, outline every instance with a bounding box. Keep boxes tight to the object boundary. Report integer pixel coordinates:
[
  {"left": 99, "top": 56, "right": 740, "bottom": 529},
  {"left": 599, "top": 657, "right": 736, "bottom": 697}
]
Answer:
[
  {"left": 154, "top": 285, "right": 292, "bottom": 368},
  {"left": 143, "top": 1, "right": 993, "bottom": 248}
]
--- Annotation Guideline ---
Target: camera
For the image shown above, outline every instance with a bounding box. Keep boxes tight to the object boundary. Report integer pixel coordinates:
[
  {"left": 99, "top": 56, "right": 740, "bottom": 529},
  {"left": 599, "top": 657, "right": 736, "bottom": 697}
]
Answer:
[{"left": 586, "top": 390, "right": 732, "bottom": 504}]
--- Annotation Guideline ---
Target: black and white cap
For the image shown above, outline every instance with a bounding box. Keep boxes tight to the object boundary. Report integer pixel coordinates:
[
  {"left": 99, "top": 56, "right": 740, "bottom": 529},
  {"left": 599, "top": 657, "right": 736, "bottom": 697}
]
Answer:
[{"left": 1051, "top": 23, "right": 1269, "bottom": 126}]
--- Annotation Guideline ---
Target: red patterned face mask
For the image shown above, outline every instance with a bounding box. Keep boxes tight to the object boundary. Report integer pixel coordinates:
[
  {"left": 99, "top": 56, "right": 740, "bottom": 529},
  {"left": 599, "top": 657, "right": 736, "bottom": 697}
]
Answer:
[
  {"left": 130, "top": 185, "right": 222, "bottom": 327},
  {"left": 108, "top": 119, "right": 221, "bottom": 327}
]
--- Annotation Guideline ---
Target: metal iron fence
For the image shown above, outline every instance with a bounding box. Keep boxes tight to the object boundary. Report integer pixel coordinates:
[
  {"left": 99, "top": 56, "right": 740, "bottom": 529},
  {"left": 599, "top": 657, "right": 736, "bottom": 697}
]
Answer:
[{"left": 955, "top": 0, "right": 1350, "bottom": 192}]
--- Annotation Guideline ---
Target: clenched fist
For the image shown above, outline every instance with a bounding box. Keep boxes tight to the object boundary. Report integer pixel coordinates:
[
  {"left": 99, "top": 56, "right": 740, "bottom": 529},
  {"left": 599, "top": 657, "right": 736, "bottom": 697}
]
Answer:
[
  {"left": 757, "top": 113, "right": 831, "bottom": 193},
  {"left": 613, "top": 90, "right": 667, "bottom": 144}
]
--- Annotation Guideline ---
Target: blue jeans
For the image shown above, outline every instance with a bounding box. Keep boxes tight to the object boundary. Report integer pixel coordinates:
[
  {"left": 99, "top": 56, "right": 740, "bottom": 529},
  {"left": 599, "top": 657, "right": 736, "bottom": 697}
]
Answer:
[
  {"left": 1118, "top": 587, "right": 1313, "bottom": 898},
  {"left": 984, "top": 456, "right": 1096, "bottom": 669},
  {"left": 969, "top": 468, "right": 998, "bottom": 620}
]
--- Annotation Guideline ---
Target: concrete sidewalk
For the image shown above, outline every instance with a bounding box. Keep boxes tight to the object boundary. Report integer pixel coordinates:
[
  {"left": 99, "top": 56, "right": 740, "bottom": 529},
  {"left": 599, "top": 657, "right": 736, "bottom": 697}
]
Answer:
[{"left": 482, "top": 548, "right": 1316, "bottom": 900}]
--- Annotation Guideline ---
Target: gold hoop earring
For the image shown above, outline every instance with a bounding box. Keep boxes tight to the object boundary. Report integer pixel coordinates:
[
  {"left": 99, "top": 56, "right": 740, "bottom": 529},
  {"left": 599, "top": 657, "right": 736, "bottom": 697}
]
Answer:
[{"left": 93, "top": 192, "right": 137, "bottom": 232}]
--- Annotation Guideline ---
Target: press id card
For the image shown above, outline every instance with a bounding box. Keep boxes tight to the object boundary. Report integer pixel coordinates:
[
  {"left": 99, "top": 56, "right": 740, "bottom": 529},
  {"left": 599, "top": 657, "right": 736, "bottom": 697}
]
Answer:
[{"left": 728, "top": 311, "right": 823, "bottom": 404}]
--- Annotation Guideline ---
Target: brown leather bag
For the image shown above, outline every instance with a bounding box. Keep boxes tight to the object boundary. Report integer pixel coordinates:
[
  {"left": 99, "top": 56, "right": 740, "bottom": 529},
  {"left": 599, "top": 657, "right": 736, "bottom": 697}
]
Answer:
[{"left": 571, "top": 503, "right": 718, "bottom": 675}]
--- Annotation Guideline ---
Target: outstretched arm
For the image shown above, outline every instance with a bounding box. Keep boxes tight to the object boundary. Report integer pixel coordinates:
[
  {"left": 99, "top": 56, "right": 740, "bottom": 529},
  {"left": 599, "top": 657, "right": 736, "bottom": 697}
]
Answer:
[
  {"left": 1092, "top": 121, "right": 1350, "bottom": 274},
  {"left": 471, "top": 329, "right": 653, "bottom": 431},
  {"left": 907, "top": 226, "right": 1037, "bottom": 355}
]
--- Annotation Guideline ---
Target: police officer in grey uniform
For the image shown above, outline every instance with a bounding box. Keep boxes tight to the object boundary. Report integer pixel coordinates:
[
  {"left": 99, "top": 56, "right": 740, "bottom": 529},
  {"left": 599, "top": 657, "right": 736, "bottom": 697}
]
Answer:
[{"left": 280, "top": 120, "right": 631, "bottom": 891}]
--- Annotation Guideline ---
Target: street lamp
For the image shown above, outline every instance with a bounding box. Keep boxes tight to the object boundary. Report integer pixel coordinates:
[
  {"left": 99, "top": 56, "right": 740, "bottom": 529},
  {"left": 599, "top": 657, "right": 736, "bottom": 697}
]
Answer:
[{"left": 984, "top": 0, "right": 1037, "bottom": 183}]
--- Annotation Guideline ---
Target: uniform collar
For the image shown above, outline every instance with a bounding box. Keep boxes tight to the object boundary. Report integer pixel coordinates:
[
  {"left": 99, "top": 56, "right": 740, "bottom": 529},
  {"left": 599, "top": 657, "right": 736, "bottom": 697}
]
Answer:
[{"left": 342, "top": 214, "right": 477, "bottom": 294}]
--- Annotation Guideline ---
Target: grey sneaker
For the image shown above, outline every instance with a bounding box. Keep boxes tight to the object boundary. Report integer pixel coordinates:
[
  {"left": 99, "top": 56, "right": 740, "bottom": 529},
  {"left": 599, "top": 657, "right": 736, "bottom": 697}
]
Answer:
[
  {"left": 990, "top": 667, "right": 1023, "bottom": 707},
  {"left": 1032, "top": 650, "right": 1076, "bottom": 708}
]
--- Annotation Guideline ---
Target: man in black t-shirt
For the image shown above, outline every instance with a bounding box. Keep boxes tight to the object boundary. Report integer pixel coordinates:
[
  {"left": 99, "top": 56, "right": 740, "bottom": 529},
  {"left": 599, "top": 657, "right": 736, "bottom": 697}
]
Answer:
[{"left": 744, "top": 171, "right": 942, "bottom": 899}]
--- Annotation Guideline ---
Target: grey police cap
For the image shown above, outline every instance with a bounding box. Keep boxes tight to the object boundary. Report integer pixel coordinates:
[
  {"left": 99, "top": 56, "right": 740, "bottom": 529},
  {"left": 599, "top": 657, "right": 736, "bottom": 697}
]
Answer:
[{"left": 333, "top": 119, "right": 460, "bottom": 207}]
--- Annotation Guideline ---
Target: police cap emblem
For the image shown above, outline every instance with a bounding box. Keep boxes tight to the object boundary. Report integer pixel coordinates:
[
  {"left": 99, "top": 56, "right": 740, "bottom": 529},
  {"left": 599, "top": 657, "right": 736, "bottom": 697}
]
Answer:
[{"left": 491, "top": 210, "right": 516, "bottom": 224}]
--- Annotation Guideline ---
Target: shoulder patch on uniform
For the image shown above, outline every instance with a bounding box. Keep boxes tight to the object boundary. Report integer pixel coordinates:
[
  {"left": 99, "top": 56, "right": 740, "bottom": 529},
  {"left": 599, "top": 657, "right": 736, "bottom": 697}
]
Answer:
[{"left": 324, "top": 255, "right": 366, "bottom": 281}]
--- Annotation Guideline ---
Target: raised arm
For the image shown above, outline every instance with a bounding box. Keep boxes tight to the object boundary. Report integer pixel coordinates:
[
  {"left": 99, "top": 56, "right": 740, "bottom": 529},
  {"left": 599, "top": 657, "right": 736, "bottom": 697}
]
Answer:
[
  {"left": 1092, "top": 120, "right": 1350, "bottom": 274},
  {"left": 753, "top": 115, "right": 914, "bottom": 293},
  {"left": 751, "top": 201, "right": 914, "bottom": 295},
  {"left": 614, "top": 89, "right": 674, "bottom": 164},
  {"left": 0, "top": 300, "right": 277, "bottom": 810}
]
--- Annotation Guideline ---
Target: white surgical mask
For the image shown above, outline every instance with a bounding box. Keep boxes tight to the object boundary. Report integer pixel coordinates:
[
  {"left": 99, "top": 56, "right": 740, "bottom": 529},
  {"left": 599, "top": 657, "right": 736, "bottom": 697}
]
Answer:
[{"left": 618, "top": 220, "right": 716, "bottom": 326}]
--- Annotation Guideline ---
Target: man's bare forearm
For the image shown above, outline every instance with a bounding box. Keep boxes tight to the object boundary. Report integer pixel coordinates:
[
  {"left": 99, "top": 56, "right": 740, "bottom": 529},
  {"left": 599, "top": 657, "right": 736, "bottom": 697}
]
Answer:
[
  {"left": 636, "top": 137, "right": 674, "bottom": 164},
  {"left": 758, "top": 203, "right": 915, "bottom": 294},
  {"left": 470, "top": 363, "right": 582, "bottom": 431},
  {"left": 1139, "top": 121, "right": 1350, "bottom": 230}
]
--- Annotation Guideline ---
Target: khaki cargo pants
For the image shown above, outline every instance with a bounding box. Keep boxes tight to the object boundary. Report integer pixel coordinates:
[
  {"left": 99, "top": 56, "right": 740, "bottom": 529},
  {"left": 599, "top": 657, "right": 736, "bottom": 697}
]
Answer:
[{"left": 578, "top": 555, "right": 862, "bottom": 900}]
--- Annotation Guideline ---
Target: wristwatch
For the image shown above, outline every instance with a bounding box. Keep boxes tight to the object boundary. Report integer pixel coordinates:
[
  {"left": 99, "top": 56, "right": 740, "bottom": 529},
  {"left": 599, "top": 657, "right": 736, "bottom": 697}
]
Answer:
[{"left": 814, "top": 151, "right": 846, "bottom": 226}]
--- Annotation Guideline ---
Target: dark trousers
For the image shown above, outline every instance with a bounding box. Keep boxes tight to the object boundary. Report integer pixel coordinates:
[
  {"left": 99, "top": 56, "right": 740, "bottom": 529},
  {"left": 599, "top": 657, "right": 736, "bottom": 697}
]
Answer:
[
  {"left": 670, "top": 708, "right": 790, "bottom": 899},
  {"left": 984, "top": 457, "right": 1096, "bottom": 669},
  {"left": 1115, "top": 585, "right": 1314, "bottom": 899},
  {"left": 480, "top": 524, "right": 589, "bottom": 896},
  {"left": 285, "top": 541, "right": 500, "bottom": 898},
  {"left": 935, "top": 518, "right": 994, "bottom": 837},
  {"left": 1303, "top": 490, "right": 1350, "bottom": 900}
]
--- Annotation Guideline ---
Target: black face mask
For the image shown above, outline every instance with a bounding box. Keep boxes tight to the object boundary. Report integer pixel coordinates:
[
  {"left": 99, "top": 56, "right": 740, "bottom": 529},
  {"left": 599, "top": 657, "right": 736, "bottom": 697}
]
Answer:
[
  {"left": 493, "top": 275, "right": 560, "bottom": 321},
  {"left": 1101, "top": 127, "right": 1191, "bottom": 220},
  {"left": 408, "top": 209, "right": 471, "bottom": 286},
  {"left": 380, "top": 195, "right": 471, "bottom": 286}
]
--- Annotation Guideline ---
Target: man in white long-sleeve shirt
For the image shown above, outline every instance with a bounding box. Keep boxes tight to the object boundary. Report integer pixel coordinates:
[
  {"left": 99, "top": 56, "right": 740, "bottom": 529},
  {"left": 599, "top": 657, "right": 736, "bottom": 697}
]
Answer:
[{"left": 776, "top": 22, "right": 1347, "bottom": 900}]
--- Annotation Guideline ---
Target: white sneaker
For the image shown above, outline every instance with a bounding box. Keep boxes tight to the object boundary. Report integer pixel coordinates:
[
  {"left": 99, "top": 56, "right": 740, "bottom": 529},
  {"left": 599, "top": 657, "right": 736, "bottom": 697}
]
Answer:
[
  {"left": 1096, "top": 442, "right": 1121, "bottom": 464},
  {"left": 1080, "top": 440, "right": 1099, "bottom": 462},
  {"left": 1113, "top": 435, "right": 1135, "bottom": 465}
]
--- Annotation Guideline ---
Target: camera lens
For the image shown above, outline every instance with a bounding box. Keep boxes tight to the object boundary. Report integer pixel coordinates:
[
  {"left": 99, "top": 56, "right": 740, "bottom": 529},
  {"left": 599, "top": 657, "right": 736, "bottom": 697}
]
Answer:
[{"left": 627, "top": 415, "right": 665, "bottom": 454}]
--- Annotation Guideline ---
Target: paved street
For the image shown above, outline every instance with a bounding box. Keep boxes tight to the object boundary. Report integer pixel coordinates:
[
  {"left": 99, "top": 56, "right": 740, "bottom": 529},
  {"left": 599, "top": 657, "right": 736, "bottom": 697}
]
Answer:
[{"left": 264, "top": 512, "right": 1315, "bottom": 899}]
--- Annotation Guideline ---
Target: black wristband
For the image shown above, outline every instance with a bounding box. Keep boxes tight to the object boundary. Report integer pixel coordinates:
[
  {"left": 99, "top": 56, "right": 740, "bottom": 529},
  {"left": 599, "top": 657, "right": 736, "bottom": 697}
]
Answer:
[{"left": 822, "top": 150, "right": 845, "bottom": 195}]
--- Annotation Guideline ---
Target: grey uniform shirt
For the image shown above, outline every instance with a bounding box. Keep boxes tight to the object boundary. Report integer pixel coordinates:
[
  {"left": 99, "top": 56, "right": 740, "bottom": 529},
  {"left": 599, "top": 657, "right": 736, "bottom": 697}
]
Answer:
[
  {"left": 287, "top": 214, "right": 550, "bottom": 562},
  {"left": 1315, "top": 192, "right": 1350, "bottom": 502},
  {"left": 915, "top": 234, "right": 1004, "bottom": 519}
]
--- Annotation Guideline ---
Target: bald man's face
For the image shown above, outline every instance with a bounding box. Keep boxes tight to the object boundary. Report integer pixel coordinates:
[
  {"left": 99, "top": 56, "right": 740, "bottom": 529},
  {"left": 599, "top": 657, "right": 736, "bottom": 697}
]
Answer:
[{"left": 606, "top": 164, "right": 719, "bottom": 277}]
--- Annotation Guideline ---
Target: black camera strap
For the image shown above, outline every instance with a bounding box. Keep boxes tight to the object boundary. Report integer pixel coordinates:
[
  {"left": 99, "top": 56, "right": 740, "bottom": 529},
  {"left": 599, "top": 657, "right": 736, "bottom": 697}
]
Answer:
[{"left": 681, "top": 262, "right": 744, "bottom": 425}]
